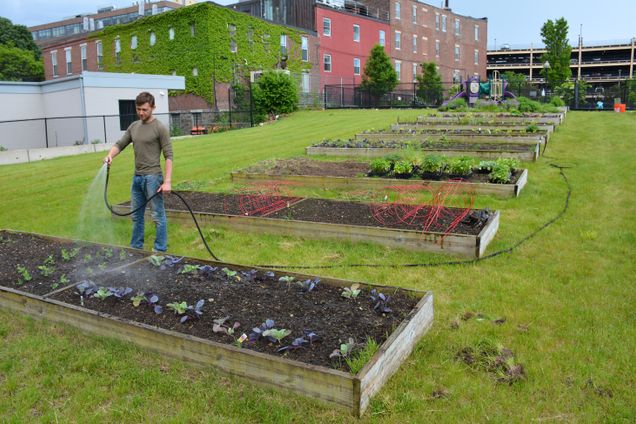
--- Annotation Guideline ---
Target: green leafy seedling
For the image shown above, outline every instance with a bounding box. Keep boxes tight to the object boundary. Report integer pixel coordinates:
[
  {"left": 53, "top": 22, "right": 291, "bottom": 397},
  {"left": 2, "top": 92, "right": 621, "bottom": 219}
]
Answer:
[
  {"left": 167, "top": 301, "right": 188, "bottom": 315},
  {"left": 131, "top": 293, "right": 146, "bottom": 307},
  {"left": 262, "top": 328, "right": 292, "bottom": 344},
  {"left": 179, "top": 264, "right": 200, "bottom": 274},
  {"left": 61, "top": 248, "right": 79, "bottom": 262},
  {"left": 148, "top": 255, "right": 165, "bottom": 267},
  {"left": 93, "top": 287, "right": 112, "bottom": 300},
  {"left": 341, "top": 284, "right": 361, "bottom": 299},
  {"left": 16, "top": 265, "right": 32, "bottom": 285}
]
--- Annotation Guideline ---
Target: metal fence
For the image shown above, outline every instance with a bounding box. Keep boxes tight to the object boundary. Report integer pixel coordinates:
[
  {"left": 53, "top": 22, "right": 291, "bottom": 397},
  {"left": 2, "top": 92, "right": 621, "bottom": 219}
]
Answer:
[
  {"left": 0, "top": 110, "right": 253, "bottom": 151},
  {"left": 324, "top": 79, "right": 636, "bottom": 110}
]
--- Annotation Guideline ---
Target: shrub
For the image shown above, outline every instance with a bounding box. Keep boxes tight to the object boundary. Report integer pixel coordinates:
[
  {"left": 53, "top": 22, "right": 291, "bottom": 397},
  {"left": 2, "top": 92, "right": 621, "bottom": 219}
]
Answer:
[
  {"left": 550, "top": 96, "right": 565, "bottom": 107},
  {"left": 500, "top": 98, "right": 520, "bottom": 111},
  {"left": 517, "top": 97, "right": 541, "bottom": 112},
  {"left": 448, "top": 156, "right": 474, "bottom": 176},
  {"left": 439, "top": 97, "right": 467, "bottom": 111},
  {"left": 392, "top": 160, "right": 414, "bottom": 178},
  {"left": 525, "top": 124, "right": 539, "bottom": 133},
  {"left": 253, "top": 70, "right": 298, "bottom": 119},
  {"left": 420, "top": 154, "right": 446, "bottom": 174},
  {"left": 369, "top": 158, "right": 391, "bottom": 176}
]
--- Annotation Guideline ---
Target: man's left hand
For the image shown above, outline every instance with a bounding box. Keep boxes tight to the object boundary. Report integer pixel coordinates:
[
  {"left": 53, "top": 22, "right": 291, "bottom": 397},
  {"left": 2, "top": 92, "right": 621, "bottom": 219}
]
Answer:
[{"left": 158, "top": 181, "right": 171, "bottom": 194}]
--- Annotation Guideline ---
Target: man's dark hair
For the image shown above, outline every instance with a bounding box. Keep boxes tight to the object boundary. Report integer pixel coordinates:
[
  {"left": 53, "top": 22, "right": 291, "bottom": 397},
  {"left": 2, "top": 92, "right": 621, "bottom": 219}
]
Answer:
[{"left": 136, "top": 91, "right": 155, "bottom": 107}]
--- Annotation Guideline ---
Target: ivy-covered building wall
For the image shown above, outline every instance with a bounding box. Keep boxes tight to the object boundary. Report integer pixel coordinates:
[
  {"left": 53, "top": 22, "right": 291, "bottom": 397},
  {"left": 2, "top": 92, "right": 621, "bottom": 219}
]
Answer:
[{"left": 81, "top": 2, "right": 317, "bottom": 105}]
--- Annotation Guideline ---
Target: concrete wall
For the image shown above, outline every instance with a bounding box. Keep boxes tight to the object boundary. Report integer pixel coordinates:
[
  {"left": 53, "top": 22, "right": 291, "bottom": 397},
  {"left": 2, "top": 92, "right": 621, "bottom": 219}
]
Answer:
[
  {"left": 0, "top": 89, "right": 46, "bottom": 150},
  {"left": 42, "top": 87, "right": 84, "bottom": 147}
]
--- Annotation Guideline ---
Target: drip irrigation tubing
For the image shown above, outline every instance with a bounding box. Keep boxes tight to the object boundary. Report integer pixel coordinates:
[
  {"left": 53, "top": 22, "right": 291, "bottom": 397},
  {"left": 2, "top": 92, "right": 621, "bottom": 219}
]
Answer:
[
  {"left": 103, "top": 165, "right": 220, "bottom": 261},
  {"left": 104, "top": 163, "right": 571, "bottom": 271}
]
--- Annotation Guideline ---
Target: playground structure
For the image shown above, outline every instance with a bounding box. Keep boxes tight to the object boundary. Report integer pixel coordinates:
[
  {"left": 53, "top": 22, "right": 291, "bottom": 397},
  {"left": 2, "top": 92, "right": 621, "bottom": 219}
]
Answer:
[{"left": 448, "top": 71, "right": 517, "bottom": 105}]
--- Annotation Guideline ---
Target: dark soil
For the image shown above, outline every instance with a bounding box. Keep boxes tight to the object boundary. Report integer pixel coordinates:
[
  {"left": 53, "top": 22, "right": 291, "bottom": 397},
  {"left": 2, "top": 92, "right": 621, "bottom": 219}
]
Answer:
[
  {"left": 315, "top": 139, "right": 534, "bottom": 152},
  {"left": 47, "top": 254, "right": 419, "bottom": 370},
  {"left": 266, "top": 198, "right": 489, "bottom": 235},
  {"left": 242, "top": 158, "right": 522, "bottom": 184},
  {"left": 123, "top": 192, "right": 302, "bottom": 217},
  {"left": 0, "top": 230, "right": 147, "bottom": 296},
  {"left": 131, "top": 191, "right": 489, "bottom": 235}
]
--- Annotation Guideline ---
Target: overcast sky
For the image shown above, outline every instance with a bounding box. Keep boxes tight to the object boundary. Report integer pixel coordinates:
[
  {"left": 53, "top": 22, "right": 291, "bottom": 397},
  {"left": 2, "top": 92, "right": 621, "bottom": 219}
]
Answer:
[{"left": 1, "top": 0, "right": 634, "bottom": 48}]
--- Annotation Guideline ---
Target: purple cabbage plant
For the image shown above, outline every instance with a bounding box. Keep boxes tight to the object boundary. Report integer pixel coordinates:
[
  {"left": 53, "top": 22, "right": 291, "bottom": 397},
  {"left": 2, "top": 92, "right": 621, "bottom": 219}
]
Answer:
[
  {"left": 212, "top": 316, "right": 241, "bottom": 336},
  {"left": 297, "top": 278, "right": 320, "bottom": 293},
  {"left": 277, "top": 330, "right": 321, "bottom": 353},
  {"left": 370, "top": 289, "right": 392, "bottom": 314},
  {"left": 166, "top": 299, "right": 205, "bottom": 323},
  {"left": 248, "top": 319, "right": 275, "bottom": 343}
]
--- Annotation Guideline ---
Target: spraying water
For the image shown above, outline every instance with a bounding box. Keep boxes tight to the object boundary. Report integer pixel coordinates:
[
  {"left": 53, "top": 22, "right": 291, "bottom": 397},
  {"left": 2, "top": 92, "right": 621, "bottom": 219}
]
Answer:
[{"left": 77, "top": 163, "right": 117, "bottom": 245}]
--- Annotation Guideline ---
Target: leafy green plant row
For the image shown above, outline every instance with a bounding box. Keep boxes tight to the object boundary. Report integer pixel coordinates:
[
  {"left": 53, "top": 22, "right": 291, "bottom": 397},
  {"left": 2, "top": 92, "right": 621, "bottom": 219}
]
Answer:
[
  {"left": 438, "top": 96, "right": 561, "bottom": 113},
  {"left": 369, "top": 154, "right": 520, "bottom": 183}
]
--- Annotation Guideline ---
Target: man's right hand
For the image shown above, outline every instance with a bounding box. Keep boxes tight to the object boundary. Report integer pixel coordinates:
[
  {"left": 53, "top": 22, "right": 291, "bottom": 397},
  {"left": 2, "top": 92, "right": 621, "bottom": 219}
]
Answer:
[{"left": 104, "top": 155, "right": 112, "bottom": 166}]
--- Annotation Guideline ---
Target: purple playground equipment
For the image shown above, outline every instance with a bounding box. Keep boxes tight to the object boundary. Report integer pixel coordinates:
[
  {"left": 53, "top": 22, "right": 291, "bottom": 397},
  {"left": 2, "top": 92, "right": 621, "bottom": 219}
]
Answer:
[{"left": 444, "top": 73, "right": 516, "bottom": 106}]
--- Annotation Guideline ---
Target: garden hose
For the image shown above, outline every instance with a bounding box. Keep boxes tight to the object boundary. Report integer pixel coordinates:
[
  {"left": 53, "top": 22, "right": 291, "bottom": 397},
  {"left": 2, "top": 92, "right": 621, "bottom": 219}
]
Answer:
[
  {"left": 103, "top": 164, "right": 221, "bottom": 261},
  {"left": 104, "top": 163, "right": 571, "bottom": 271}
]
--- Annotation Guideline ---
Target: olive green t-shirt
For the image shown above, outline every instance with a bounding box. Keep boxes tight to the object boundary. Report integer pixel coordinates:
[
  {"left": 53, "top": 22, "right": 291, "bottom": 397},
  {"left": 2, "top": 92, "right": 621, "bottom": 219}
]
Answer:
[{"left": 115, "top": 119, "right": 173, "bottom": 175}]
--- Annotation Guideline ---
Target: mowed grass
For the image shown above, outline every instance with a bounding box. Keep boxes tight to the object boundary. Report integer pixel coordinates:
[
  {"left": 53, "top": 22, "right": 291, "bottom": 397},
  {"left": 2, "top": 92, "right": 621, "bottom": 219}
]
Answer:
[{"left": 1, "top": 109, "right": 635, "bottom": 422}]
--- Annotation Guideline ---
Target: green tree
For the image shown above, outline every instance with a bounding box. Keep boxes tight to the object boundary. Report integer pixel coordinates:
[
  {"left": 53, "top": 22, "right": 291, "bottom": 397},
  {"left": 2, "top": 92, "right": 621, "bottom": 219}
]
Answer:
[
  {"left": 540, "top": 17, "right": 572, "bottom": 89},
  {"left": 501, "top": 71, "right": 530, "bottom": 95},
  {"left": 416, "top": 62, "right": 443, "bottom": 105},
  {"left": 252, "top": 70, "right": 298, "bottom": 119},
  {"left": 360, "top": 44, "right": 398, "bottom": 98},
  {"left": 0, "top": 17, "right": 41, "bottom": 59},
  {"left": 554, "top": 80, "right": 590, "bottom": 107},
  {"left": 0, "top": 44, "right": 44, "bottom": 81}
]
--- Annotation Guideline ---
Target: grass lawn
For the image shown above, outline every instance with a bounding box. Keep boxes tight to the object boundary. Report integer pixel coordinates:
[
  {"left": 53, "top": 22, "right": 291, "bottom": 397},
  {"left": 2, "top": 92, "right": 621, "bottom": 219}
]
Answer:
[{"left": 1, "top": 109, "right": 635, "bottom": 422}]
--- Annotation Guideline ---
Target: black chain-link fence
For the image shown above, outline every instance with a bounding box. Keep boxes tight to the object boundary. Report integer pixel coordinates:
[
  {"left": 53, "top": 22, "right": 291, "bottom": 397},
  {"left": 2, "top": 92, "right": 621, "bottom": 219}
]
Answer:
[{"left": 324, "top": 79, "right": 636, "bottom": 110}]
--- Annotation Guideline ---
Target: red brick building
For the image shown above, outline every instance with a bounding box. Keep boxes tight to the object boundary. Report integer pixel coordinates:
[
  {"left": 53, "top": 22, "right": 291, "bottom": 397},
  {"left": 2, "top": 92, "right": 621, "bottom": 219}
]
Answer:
[
  {"left": 389, "top": 0, "right": 487, "bottom": 83},
  {"left": 316, "top": 4, "right": 391, "bottom": 86}
]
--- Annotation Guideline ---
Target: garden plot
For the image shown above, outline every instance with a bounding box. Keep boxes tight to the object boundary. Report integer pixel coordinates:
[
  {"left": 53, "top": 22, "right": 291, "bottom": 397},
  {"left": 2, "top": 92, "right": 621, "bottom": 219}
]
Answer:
[
  {"left": 0, "top": 230, "right": 433, "bottom": 416},
  {"left": 354, "top": 130, "right": 547, "bottom": 145},
  {"left": 232, "top": 158, "right": 528, "bottom": 198},
  {"left": 112, "top": 192, "right": 500, "bottom": 257},
  {"left": 390, "top": 122, "right": 555, "bottom": 134},
  {"left": 307, "top": 139, "right": 540, "bottom": 161},
  {"left": 415, "top": 112, "right": 564, "bottom": 125}
]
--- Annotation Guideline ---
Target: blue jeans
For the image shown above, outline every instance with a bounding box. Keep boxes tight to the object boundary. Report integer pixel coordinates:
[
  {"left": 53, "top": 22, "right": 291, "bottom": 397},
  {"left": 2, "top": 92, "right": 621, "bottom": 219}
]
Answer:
[{"left": 130, "top": 174, "right": 167, "bottom": 252}]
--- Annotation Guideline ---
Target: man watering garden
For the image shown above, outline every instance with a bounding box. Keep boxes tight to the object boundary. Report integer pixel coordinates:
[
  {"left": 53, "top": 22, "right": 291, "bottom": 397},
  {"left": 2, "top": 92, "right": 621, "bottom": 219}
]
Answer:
[{"left": 104, "top": 92, "right": 173, "bottom": 253}]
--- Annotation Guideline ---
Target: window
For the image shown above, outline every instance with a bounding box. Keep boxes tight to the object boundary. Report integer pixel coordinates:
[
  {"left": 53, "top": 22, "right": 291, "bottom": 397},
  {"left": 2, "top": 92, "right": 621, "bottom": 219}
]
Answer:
[
  {"left": 96, "top": 41, "right": 103, "bottom": 69},
  {"left": 323, "top": 53, "right": 332, "bottom": 72},
  {"left": 412, "top": 5, "right": 417, "bottom": 24},
  {"left": 455, "top": 18, "right": 460, "bottom": 36},
  {"left": 354, "top": 57, "right": 360, "bottom": 75},
  {"left": 192, "top": 67, "right": 198, "bottom": 76},
  {"left": 280, "top": 34, "right": 287, "bottom": 55},
  {"left": 395, "top": 1, "right": 400, "bottom": 20},
  {"left": 395, "top": 60, "right": 401, "bottom": 81},
  {"left": 442, "top": 15, "right": 447, "bottom": 32},
  {"left": 131, "top": 35, "right": 137, "bottom": 49},
  {"left": 435, "top": 39, "right": 440, "bottom": 57},
  {"left": 412, "top": 34, "right": 417, "bottom": 53},
  {"left": 395, "top": 31, "right": 401, "bottom": 50},
  {"left": 171, "top": 70, "right": 176, "bottom": 76},
  {"left": 412, "top": 63, "right": 417, "bottom": 81},
  {"left": 228, "top": 24, "right": 236, "bottom": 37},
  {"left": 80, "top": 44, "right": 87, "bottom": 71},
  {"left": 301, "top": 36, "right": 308, "bottom": 61},
  {"left": 323, "top": 18, "right": 331, "bottom": 36},
  {"left": 454, "top": 44, "right": 460, "bottom": 61},
  {"left": 474, "top": 24, "right": 479, "bottom": 41},
  {"left": 474, "top": 49, "right": 479, "bottom": 65},
  {"left": 169, "top": 27, "right": 175, "bottom": 40},
  {"left": 435, "top": 13, "right": 439, "bottom": 31},
  {"left": 190, "top": 23, "right": 196, "bottom": 37},
  {"left": 379, "top": 30, "right": 385, "bottom": 47},
  {"left": 453, "top": 69, "right": 461, "bottom": 83},
  {"left": 65, "top": 47, "right": 72, "bottom": 75},
  {"left": 301, "top": 71, "right": 310, "bottom": 93},
  {"left": 353, "top": 24, "right": 360, "bottom": 42},
  {"left": 115, "top": 38, "right": 121, "bottom": 64},
  {"left": 230, "top": 39, "right": 237, "bottom": 53},
  {"left": 119, "top": 99, "right": 136, "bottom": 131},
  {"left": 51, "top": 51, "right": 58, "bottom": 77},
  {"left": 149, "top": 31, "right": 156, "bottom": 46}
]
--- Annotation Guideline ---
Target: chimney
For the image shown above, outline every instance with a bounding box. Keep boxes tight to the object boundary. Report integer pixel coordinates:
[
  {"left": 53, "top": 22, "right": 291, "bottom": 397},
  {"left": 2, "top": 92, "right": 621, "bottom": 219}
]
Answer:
[{"left": 444, "top": 0, "right": 450, "bottom": 9}]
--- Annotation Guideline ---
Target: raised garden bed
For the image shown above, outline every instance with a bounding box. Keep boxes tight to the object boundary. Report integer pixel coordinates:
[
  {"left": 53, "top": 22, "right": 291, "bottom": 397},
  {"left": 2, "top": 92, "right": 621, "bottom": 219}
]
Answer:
[
  {"left": 355, "top": 131, "right": 547, "bottom": 145},
  {"left": 307, "top": 140, "right": 540, "bottom": 161},
  {"left": 414, "top": 113, "right": 563, "bottom": 125},
  {"left": 390, "top": 122, "right": 554, "bottom": 134},
  {"left": 231, "top": 158, "right": 529, "bottom": 198},
  {"left": 0, "top": 230, "right": 433, "bottom": 416},
  {"left": 112, "top": 192, "right": 500, "bottom": 257}
]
